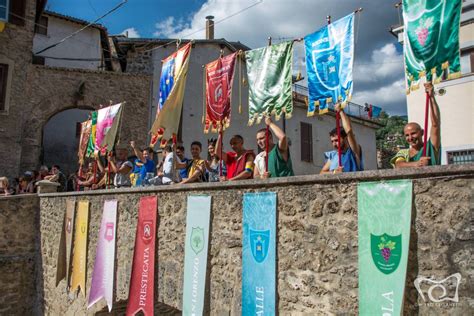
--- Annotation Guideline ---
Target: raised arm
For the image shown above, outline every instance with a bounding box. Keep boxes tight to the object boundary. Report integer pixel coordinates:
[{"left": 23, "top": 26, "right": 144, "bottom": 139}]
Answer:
[
  {"left": 94, "top": 152, "right": 105, "bottom": 173},
  {"left": 130, "top": 141, "right": 145, "bottom": 163},
  {"left": 425, "top": 83, "right": 440, "bottom": 151},
  {"left": 265, "top": 116, "right": 289, "bottom": 161},
  {"left": 336, "top": 103, "right": 361, "bottom": 166}
]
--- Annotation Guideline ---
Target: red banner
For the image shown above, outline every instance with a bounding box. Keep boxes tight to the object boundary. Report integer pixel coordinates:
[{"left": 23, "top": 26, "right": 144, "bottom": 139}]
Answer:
[
  {"left": 204, "top": 52, "right": 237, "bottom": 133},
  {"left": 126, "top": 196, "right": 158, "bottom": 316}
]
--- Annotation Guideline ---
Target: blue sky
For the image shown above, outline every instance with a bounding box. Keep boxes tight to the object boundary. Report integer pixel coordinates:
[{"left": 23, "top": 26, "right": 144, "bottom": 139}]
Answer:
[{"left": 46, "top": 0, "right": 408, "bottom": 115}]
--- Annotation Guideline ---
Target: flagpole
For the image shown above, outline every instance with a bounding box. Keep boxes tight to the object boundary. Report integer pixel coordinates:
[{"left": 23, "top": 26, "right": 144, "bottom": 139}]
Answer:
[
  {"left": 326, "top": 14, "right": 342, "bottom": 168},
  {"left": 265, "top": 37, "right": 272, "bottom": 173},
  {"left": 422, "top": 91, "right": 430, "bottom": 157}
]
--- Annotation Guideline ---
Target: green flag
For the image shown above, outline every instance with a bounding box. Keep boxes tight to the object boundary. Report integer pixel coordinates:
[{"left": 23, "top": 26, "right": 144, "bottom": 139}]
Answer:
[
  {"left": 245, "top": 41, "right": 293, "bottom": 125},
  {"left": 403, "top": 0, "right": 462, "bottom": 92},
  {"left": 358, "top": 180, "right": 412, "bottom": 316},
  {"left": 86, "top": 111, "right": 97, "bottom": 157}
]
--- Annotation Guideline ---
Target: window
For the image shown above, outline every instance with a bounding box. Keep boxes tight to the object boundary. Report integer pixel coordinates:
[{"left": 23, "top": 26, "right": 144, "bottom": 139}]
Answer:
[
  {"left": 447, "top": 149, "right": 474, "bottom": 165},
  {"left": 35, "top": 15, "right": 48, "bottom": 35},
  {"left": 0, "top": 0, "right": 8, "bottom": 22},
  {"left": 8, "top": 0, "right": 25, "bottom": 26},
  {"left": 32, "top": 55, "right": 45, "bottom": 65},
  {"left": 0, "top": 63, "right": 8, "bottom": 111},
  {"left": 300, "top": 122, "right": 313, "bottom": 162}
]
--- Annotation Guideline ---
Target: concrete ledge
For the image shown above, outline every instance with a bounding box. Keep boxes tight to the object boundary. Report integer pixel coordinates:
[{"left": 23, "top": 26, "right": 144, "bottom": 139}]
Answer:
[{"left": 39, "top": 164, "right": 474, "bottom": 197}]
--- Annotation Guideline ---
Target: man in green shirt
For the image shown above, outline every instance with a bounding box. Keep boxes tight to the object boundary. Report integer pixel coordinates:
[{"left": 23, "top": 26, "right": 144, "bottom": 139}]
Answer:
[
  {"left": 391, "top": 82, "right": 441, "bottom": 168},
  {"left": 254, "top": 117, "right": 294, "bottom": 178}
]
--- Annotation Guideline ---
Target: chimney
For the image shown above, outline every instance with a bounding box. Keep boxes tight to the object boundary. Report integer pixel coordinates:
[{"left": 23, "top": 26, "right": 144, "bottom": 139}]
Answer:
[{"left": 206, "top": 15, "right": 214, "bottom": 40}]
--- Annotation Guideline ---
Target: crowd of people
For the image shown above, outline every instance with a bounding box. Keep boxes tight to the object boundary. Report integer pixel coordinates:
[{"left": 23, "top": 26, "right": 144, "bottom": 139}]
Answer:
[{"left": 0, "top": 83, "right": 441, "bottom": 195}]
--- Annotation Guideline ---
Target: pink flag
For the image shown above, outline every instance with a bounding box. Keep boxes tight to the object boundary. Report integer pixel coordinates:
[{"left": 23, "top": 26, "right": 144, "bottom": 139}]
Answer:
[
  {"left": 88, "top": 200, "right": 118, "bottom": 312},
  {"left": 95, "top": 103, "right": 123, "bottom": 154}
]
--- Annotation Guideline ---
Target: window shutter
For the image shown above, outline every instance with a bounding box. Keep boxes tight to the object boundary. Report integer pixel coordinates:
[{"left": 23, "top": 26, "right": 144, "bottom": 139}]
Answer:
[
  {"left": 0, "top": 63, "right": 8, "bottom": 111},
  {"left": 9, "top": 0, "right": 26, "bottom": 26},
  {"left": 300, "top": 122, "right": 313, "bottom": 162},
  {"left": 0, "top": 0, "right": 8, "bottom": 22}
]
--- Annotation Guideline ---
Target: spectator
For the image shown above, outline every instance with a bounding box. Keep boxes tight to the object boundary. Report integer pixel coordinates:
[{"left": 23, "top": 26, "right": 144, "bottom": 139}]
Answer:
[
  {"left": 391, "top": 82, "right": 441, "bottom": 168},
  {"left": 109, "top": 147, "right": 133, "bottom": 188},
  {"left": 180, "top": 141, "right": 205, "bottom": 184},
  {"left": 0, "top": 177, "right": 13, "bottom": 196},
  {"left": 77, "top": 162, "right": 97, "bottom": 191},
  {"left": 204, "top": 138, "right": 226, "bottom": 182},
  {"left": 149, "top": 145, "right": 179, "bottom": 185},
  {"left": 215, "top": 133, "right": 255, "bottom": 181},
  {"left": 44, "top": 165, "right": 67, "bottom": 192},
  {"left": 130, "top": 141, "right": 156, "bottom": 186},
  {"left": 320, "top": 103, "right": 363, "bottom": 174},
  {"left": 176, "top": 145, "right": 190, "bottom": 180},
  {"left": 17, "top": 173, "right": 34, "bottom": 194},
  {"left": 254, "top": 117, "right": 294, "bottom": 179},
  {"left": 38, "top": 165, "right": 49, "bottom": 180}
]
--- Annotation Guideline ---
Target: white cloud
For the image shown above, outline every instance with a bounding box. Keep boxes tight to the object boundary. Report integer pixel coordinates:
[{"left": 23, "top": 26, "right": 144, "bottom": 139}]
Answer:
[
  {"left": 352, "top": 78, "right": 407, "bottom": 114},
  {"left": 121, "top": 27, "right": 140, "bottom": 38},
  {"left": 154, "top": 17, "right": 189, "bottom": 37},
  {"left": 354, "top": 43, "right": 404, "bottom": 84}
]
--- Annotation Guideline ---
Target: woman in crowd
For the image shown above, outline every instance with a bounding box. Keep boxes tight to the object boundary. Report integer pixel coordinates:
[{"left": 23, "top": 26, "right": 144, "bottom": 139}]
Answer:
[
  {"left": 204, "top": 138, "right": 226, "bottom": 182},
  {"left": 0, "top": 177, "right": 13, "bottom": 196}
]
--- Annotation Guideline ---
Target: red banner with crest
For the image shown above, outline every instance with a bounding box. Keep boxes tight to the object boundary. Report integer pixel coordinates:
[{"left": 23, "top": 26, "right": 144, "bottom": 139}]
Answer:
[
  {"left": 204, "top": 52, "right": 237, "bottom": 133},
  {"left": 126, "top": 196, "right": 158, "bottom": 316}
]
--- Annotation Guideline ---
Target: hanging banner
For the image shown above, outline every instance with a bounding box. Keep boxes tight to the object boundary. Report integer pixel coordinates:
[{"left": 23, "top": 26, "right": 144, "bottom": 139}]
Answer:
[
  {"left": 305, "top": 13, "right": 354, "bottom": 115},
  {"left": 86, "top": 111, "right": 98, "bottom": 158},
  {"left": 78, "top": 120, "right": 92, "bottom": 166},
  {"left": 70, "top": 200, "right": 90, "bottom": 295},
  {"left": 126, "top": 196, "right": 158, "bottom": 316},
  {"left": 204, "top": 52, "right": 237, "bottom": 133},
  {"left": 55, "top": 199, "right": 76, "bottom": 286},
  {"left": 245, "top": 41, "right": 293, "bottom": 125},
  {"left": 242, "top": 192, "right": 276, "bottom": 315},
  {"left": 182, "top": 195, "right": 212, "bottom": 315},
  {"left": 403, "top": 0, "right": 462, "bottom": 92},
  {"left": 358, "top": 180, "right": 412, "bottom": 316},
  {"left": 95, "top": 103, "right": 123, "bottom": 154},
  {"left": 88, "top": 200, "right": 118, "bottom": 312},
  {"left": 150, "top": 43, "right": 192, "bottom": 147}
]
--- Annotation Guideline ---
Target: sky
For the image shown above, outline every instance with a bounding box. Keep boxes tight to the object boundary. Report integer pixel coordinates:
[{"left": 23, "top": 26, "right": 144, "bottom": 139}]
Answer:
[{"left": 46, "top": 0, "right": 408, "bottom": 116}]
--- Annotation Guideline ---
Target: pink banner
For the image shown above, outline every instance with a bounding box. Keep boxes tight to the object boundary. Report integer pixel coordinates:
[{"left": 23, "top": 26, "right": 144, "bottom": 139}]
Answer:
[
  {"left": 95, "top": 103, "right": 122, "bottom": 154},
  {"left": 88, "top": 200, "right": 118, "bottom": 311}
]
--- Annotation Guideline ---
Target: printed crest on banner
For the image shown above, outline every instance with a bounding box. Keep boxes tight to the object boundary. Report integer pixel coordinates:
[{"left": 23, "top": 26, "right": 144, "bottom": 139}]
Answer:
[
  {"left": 104, "top": 222, "right": 114, "bottom": 242},
  {"left": 371, "top": 233, "right": 402, "bottom": 275},
  {"left": 142, "top": 220, "right": 153, "bottom": 243},
  {"left": 208, "top": 74, "right": 229, "bottom": 113},
  {"left": 313, "top": 46, "right": 341, "bottom": 89},
  {"left": 190, "top": 227, "right": 205, "bottom": 255},
  {"left": 250, "top": 229, "right": 270, "bottom": 263},
  {"left": 80, "top": 221, "right": 87, "bottom": 234}
]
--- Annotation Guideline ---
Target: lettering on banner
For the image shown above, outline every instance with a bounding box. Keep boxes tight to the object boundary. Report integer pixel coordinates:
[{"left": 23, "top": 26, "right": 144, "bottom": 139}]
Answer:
[
  {"left": 139, "top": 247, "right": 150, "bottom": 306},
  {"left": 381, "top": 291, "right": 394, "bottom": 316},
  {"left": 256, "top": 286, "right": 264, "bottom": 315},
  {"left": 191, "top": 257, "right": 200, "bottom": 312}
]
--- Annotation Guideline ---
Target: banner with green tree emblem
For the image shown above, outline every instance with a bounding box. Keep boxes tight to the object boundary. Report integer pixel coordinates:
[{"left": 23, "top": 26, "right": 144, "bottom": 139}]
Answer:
[
  {"left": 403, "top": 0, "right": 462, "bottom": 92},
  {"left": 182, "top": 195, "right": 211, "bottom": 315},
  {"left": 358, "top": 180, "right": 412, "bottom": 315}
]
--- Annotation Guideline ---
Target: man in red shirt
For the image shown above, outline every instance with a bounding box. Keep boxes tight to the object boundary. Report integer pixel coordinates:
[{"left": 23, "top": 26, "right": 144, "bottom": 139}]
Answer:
[{"left": 215, "top": 134, "right": 255, "bottom": 181}]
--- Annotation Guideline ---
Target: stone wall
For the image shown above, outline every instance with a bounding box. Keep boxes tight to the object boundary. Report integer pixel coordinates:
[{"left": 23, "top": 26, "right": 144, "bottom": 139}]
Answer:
[
  {"left": 33, "top": 165, "right": 473, "bottom": 315},
  {"left": 0, "top": 194, "right": 40, "bottom": 315}
]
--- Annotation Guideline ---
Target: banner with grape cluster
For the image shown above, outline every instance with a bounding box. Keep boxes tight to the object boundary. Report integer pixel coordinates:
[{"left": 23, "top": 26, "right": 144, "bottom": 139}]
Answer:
[{"left": 358, "top": 180, "right": 412, "bottom": 315}]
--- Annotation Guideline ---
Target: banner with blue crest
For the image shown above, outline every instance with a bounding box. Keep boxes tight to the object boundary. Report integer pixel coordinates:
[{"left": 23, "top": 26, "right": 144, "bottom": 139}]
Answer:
[
  {"left": 304, "top": 13, "right": 354, "bottom": 115},
  {"left": 242, "top": 192, "right": 276, "bottom": 315}
]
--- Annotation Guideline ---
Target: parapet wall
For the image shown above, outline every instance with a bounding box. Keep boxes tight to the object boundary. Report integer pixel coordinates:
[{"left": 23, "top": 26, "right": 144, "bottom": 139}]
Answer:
[{"left": 1, "top": 165, "right": 473, "bottom": 315}]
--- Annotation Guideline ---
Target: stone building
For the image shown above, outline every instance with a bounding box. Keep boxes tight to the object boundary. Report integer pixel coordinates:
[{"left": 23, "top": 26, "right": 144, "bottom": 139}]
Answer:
[{"left": 0, "top": 0, "right": 152, "bottom": 179}]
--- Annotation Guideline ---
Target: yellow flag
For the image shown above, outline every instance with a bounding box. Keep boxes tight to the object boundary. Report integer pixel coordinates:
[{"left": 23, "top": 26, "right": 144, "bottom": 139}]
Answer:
[{"left": 70, "top": 200, "right": 89, "bottom": 295}]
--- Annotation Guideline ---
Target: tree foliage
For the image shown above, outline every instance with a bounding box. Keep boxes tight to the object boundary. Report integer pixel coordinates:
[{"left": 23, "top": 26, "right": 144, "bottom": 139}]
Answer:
[{"left": 375, "top": 111, "right": 408, "bottom": 150}]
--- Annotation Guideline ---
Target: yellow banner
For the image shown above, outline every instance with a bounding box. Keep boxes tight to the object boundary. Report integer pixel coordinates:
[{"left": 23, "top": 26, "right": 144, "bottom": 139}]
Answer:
[{"left": 70, "top": 200, "right": 89, "bottom": 295}]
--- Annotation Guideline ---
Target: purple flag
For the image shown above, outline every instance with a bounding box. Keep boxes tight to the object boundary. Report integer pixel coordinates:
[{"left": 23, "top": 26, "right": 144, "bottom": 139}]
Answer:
[{"left": 88, "top": 200, "right": 118, "bottom": 311}]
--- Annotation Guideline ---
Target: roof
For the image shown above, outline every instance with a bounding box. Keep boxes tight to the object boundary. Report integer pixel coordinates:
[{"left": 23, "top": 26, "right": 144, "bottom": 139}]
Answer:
[
  {"left": 112, "top": 36, "right": 251, "bottom": 52},
  {"left": 43, "top": 10, "right": 107, "bottom": 31}
]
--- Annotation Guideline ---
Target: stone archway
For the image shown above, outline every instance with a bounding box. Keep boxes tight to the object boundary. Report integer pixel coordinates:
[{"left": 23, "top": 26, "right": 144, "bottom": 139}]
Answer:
[{"left": 41, "top": 108, "right": 92, "bottom": 176}]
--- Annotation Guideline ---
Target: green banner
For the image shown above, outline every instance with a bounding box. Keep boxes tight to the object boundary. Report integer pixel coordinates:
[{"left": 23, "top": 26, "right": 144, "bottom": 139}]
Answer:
[
  {"left": 358, "top": 180, "right": 412, "bottom": 315},
  {"left": 245, "top": 41, "right": 293, "bottom": 125},
  {"left": 86, "top": 111, "right": 97, "bottom": 157},
  {"left": 182, "top": 195, "right": 211, "bottom": 315},
  {"left": 403, "top": 0, "right": 462, "bottom": 91}
]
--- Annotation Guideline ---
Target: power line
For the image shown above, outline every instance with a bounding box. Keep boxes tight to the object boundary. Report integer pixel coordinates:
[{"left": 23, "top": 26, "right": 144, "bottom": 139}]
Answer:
[{"left": 35, "top": 0, "right": 128, "bottom": 55}]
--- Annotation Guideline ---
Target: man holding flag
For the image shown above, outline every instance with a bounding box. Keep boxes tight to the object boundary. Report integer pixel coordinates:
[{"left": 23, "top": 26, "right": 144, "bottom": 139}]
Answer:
[
  {"left": 215, "top": 133, "right": 255, "bottom": 181},
  {"left": 391, "top": 82, "right": 441, "bottom": 168},
  {"left": 320, "top": 103, "right": 363, "bottom": 174}
]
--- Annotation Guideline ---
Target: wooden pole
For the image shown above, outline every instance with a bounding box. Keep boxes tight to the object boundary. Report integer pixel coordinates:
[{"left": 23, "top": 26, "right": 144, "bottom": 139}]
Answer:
[
  {"left": 422, "top": 92, "right": 430, "bottom": 157},
  {"left": 265, "top": 37, "right": 272, "bottom": 173}
]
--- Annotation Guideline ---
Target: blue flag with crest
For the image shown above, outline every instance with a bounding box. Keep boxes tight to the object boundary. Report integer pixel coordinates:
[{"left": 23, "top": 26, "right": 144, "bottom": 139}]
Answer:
[{"left": 304, "top": 13, "right": 354, "bottom": 115}]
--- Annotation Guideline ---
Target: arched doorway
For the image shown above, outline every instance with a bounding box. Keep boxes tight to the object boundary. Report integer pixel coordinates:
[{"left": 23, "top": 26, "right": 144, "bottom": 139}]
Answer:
[{"left": 42, "top": 108, "right": 92, "bottom": 177}]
